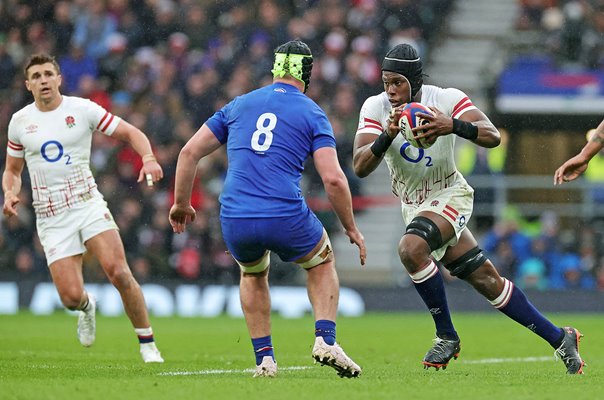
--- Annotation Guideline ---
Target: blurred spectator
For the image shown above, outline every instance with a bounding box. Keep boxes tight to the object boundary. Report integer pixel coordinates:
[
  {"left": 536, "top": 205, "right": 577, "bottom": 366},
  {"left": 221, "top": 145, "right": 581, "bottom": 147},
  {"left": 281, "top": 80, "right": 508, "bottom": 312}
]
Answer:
[
  {"left": 483, "top": 207, "right": 533, "bottom": 265},
  {"left": 549, "top": 252, "right": 596, "bottom": 290},
  {"left": 47, "top": 1, "right": 74, "bottom": 57},
  {"left": 59, "top": 45, "right": 98, "bottom": 95},
  {"left": 516, "top": 0, "right": 558, "bottom": 31},
  {"left": 0, "top": 36, "right": 16, "bottom": 90},
  {"left": 72, "top": 0, "right": 117, "bottom": 60},
  {"left": 516, "top": 257, "right": 548, "bottom": 290}
]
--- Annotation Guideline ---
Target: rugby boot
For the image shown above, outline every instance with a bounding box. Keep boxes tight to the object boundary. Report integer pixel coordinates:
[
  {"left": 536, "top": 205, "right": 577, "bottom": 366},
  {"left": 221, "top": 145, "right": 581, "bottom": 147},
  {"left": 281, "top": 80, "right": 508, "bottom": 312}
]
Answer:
[
  {"left": 140, "top": 342, "right": 164, "bottom": 363},
  {"left": 554, "top": 326, "right": 585, "bottom": 374},
  {"left": 422, "top": 336, "right": 461, "bottom": 370},
  {"left": 77, "top": 295, "right": 96, "bottom": 347},
  {"left": 253, "top": 356, "right": 277, "bottom": 377},
  {"left": 312, "top": 336, "right": 362, "bottom": 378}
]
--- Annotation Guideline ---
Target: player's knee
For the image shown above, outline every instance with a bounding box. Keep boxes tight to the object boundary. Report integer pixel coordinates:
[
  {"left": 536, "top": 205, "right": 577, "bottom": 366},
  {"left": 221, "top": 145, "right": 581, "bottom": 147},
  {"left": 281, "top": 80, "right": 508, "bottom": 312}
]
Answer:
[
  {"left": 443, "top": 247, "right": 487, "bottom": 280},
  {"left": 106, "top": 266, "right": 134, "bottom": 289},
  {"left": 398, "top": 237, "right": 429, "bottom": 272},
  {"left": 60, "top": 289, "right": 83, "bottom": 310}
]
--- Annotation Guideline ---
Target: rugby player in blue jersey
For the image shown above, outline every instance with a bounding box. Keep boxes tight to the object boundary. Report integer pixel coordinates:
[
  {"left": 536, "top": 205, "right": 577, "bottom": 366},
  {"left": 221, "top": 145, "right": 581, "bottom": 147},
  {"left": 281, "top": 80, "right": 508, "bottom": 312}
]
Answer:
[{"left": 169, "top": 40, "right": 366, "bottom": 378}]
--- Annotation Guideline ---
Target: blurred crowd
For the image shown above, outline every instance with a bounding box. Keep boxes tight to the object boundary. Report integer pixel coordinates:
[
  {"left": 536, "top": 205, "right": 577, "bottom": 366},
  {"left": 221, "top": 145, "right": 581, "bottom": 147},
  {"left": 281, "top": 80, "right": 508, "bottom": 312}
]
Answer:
[
  {"left": 0, "top": 0, "right": 453, "bottom": 283},
  {"left": 479, "top": 207, "right": 604, "bottom": 291},
  {"left": 516, "top": 0, "right": 604, "bottom": 69}
]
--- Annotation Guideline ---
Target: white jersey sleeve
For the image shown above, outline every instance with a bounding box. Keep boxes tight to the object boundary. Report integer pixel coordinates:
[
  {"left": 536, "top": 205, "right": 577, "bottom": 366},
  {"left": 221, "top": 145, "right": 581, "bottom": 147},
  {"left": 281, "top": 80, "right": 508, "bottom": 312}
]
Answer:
[
  {"left": 7, "top": 114, "right": 25, "bottom": 158},
  {"left": 356, "top": 93, "right": 390, "bottom": 137},
  {"left": 84, "top": 98, "right": 121, "bottom": 136},
  {"left": 428, "top": 87, "right": 478, "bottom": 119}
]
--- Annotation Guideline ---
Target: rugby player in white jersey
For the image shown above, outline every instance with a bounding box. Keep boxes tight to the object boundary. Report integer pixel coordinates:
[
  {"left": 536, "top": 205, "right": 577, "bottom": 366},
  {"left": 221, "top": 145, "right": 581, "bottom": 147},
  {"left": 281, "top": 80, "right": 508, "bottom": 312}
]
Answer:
[
  {"left": 352, "top": 44, "right": 585, "bottom": 374},
  {"left": 2, "top": 54, "right": 164, "bottom": 363}
]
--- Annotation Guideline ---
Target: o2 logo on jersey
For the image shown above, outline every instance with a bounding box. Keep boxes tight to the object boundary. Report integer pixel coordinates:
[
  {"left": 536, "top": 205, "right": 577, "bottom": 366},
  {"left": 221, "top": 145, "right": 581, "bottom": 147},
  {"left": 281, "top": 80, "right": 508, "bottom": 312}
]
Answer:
[
  {"left": 399, "top": 142, "right": 433, "bottom": 167},
  {"left": 41, "top": 140, "right": 72, "bottom": 165},
  {"left": 251, "top": 113, "right": 277, "bottom": 153}
]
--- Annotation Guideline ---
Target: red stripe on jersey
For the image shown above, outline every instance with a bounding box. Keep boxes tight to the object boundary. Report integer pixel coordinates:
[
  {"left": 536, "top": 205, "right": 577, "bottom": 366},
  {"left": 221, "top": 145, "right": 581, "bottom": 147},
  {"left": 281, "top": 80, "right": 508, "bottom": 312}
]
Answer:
[
  {"left": 452, "top": 102, "right": 474, "bottom": 119},
  {"left": 96, "top": 112, "right": 109, "bottom": 130},
  {"left": 364, "top": 117, "right": 382, "bottom": 129},
  {"left": 364, "top": 121, "right": 382, "bottom": 130},
  {"left": 444, "top": 204, "right": 459, "bottom": 216},
  {"left": 100, "top": 114, "right": 114, "bottom": 132},
  {"left": 8, "top": 141, "right": 23, "bottom": 150},
  {"left": 453, "top": 97, "right": 470, "bottom": 113},
  {"left": 442, "top": 209, "right": 457, "bottom": 221}
]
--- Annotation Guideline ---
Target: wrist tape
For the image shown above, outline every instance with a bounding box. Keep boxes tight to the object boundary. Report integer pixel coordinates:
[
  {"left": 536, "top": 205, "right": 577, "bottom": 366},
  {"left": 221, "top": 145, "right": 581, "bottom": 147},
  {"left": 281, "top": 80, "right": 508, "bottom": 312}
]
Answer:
[
  {"left": 452, "top": 118, "right": 478, "bottom": 141},
  {"left": 370, "top": 132, "right": 395, "bottom": 157}
]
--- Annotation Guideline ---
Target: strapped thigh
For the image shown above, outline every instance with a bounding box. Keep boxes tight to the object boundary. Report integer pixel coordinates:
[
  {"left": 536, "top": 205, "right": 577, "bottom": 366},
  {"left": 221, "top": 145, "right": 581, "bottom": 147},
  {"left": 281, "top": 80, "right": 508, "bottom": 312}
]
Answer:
[
  {"left": 236, "top": 250, "right": 271, "bottom": 273},
  {"left": 404, "top": 216, "right": 443, "bottom": 251},
  {"left": 296, "top": 233, "right": 332, "bottom": 269}
]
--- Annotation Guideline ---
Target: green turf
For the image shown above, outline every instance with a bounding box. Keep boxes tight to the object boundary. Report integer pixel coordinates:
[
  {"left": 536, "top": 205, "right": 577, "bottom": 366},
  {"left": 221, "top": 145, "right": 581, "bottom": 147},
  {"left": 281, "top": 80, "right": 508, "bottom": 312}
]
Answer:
[{"left": 0, "top": 312, "right": 601, "bottom": 400}]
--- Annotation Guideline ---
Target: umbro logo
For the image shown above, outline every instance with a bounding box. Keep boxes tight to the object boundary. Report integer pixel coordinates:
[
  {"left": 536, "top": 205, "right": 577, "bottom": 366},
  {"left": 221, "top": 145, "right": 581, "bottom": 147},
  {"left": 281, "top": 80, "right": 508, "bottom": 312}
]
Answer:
[
  {"left": 25, "top": 124, "right": 38, "bottom": 134},
  {"left": 429, "top": 308, "right": 441, "bottom": 315}
]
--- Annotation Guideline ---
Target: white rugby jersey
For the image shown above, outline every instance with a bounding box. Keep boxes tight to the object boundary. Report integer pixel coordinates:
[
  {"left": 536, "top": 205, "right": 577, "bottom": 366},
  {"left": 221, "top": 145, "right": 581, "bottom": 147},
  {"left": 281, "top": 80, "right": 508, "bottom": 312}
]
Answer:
[
  {"left": 7, "top": 96, "right": 121, "bottom": 218},
  {"left": 356, "top": 84, "right": 478, "bottom": 206}
]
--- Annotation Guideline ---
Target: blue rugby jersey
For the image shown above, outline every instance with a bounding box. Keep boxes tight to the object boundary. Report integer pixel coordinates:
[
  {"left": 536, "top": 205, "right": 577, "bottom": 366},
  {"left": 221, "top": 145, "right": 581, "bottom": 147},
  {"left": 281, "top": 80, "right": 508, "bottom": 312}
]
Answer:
[{"left": 205, "top": 82, "right": 336, "bottom": 218}]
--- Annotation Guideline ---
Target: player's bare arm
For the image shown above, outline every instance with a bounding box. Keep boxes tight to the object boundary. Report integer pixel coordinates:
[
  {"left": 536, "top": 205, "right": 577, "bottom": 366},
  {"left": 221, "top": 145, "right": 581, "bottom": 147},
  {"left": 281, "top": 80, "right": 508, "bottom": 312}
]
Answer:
[
  {"left": 169, "top": 124, "right": 222, "bottom": 233},
  {"left": 554, "top": 119, "right": 604, "bottom": 185},
  {"left": 414, "top": 108, "right": 500, "bottom": 148},
  {"left": 314, "top": 146, "right": 366, "bottom": 265},
  {"left": 2, "top": 155, "right": 25, "bottom": 217},
  {"left": 111, "top": 120, "right": 163, "bottom": 185}
]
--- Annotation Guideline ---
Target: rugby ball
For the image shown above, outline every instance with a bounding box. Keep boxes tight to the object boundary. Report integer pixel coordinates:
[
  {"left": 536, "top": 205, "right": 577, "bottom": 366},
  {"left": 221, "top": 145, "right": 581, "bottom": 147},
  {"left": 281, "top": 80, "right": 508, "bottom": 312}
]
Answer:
[{"left": 398, "top": 102, "right": 434, "bottom": 149}]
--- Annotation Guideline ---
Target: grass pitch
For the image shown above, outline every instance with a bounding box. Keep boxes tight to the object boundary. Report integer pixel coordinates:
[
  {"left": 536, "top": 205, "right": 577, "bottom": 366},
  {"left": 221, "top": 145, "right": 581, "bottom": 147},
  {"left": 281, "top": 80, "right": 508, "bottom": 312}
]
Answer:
[{"left": 0, "top": 312, "right": 602, "bottom": 400}]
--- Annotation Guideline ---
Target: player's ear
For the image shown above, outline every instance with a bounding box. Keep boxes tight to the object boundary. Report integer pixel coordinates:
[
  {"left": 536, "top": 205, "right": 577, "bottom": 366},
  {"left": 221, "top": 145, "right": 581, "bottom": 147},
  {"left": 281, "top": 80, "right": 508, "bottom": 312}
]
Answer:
[
  {"left": 24, "top": 80, "right": 32, "bottom": 92},
  {"left": 57, "top": 74, "right": 62, "bottom": 87}
]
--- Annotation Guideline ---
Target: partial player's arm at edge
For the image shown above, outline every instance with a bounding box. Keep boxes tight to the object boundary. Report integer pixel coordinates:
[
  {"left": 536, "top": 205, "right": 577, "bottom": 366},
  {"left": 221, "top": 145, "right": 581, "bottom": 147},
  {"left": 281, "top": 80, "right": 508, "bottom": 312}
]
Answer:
[
  {"left": 578, "top": 120, "right": 604, "bottom": 162},
  {"left": 554, "top": 118, "right": 604, "bottom": 185}
]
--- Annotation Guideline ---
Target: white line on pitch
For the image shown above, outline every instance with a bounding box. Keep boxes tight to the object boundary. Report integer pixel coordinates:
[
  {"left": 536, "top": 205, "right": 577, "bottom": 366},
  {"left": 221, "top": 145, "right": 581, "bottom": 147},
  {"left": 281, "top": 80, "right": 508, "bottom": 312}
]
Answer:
[
  {"left": 159, "top": 366, "right": 312, "bottom": 376},
  {"left": 462, "top": 356, "right": 552, "bottom": 364}
]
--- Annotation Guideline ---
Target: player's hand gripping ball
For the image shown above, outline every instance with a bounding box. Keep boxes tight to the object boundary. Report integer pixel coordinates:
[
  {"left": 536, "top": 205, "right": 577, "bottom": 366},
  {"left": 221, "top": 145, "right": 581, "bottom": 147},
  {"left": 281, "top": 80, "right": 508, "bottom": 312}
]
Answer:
[{"left": 398, "top": 102, "right": 435, "bottom": 149}]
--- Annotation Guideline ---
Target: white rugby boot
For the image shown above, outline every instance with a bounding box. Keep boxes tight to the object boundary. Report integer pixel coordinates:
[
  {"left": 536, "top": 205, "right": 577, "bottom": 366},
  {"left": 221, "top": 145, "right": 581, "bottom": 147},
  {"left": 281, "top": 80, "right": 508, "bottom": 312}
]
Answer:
[
  {"left": 77, "top": 295, "right": 96, "bottom": 347},
  {"left": 311, "top": 336, "right": 362, "bottom": 378},
  {"left": 140, "top": 342, "right": 164, "bottom": 363},
  {"left": 253, "top": 356, "right": 277, "bottom": 377}
]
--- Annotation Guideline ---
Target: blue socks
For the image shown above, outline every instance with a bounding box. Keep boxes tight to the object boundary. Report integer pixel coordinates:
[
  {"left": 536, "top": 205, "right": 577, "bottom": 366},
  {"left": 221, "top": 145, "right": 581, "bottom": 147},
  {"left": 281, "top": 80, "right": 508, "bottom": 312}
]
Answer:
[
  {"left": 251, "top": 335, "right": 274, "bottom": 365},
  {"left": 315, "top": 319, "right": 336, "bottom": 345},
  {"left": 490, "top": 278, "right": 564, "bottom": 347},
  {"left": 409, "top": 260, "right": 458, "bottom": 340}
]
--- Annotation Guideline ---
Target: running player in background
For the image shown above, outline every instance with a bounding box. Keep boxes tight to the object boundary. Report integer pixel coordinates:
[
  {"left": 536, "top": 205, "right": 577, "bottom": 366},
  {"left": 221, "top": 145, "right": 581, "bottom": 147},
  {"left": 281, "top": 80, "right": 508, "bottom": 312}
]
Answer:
[
  {"left": 352, "top": 43, "right": 585, "bottom": 374},
  {"left": 554, "top": 119, "right": 604, "bottom": 184},
  {"left": 2, "top": 54, "right": 164, "bottom": 363},
  {"left": 169, "top": 40, "right": 366, "bottom": 378}
]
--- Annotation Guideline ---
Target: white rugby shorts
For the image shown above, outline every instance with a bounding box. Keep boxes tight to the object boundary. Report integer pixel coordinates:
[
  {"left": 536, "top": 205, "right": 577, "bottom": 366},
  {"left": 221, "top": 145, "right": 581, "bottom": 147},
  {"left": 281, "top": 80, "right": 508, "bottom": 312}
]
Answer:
[
  {"left": 401, "top": 183, "right": 474, "bottom": 261},
  {"left": 36, "top": 198, "right": 119, "bottom": 265}
]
